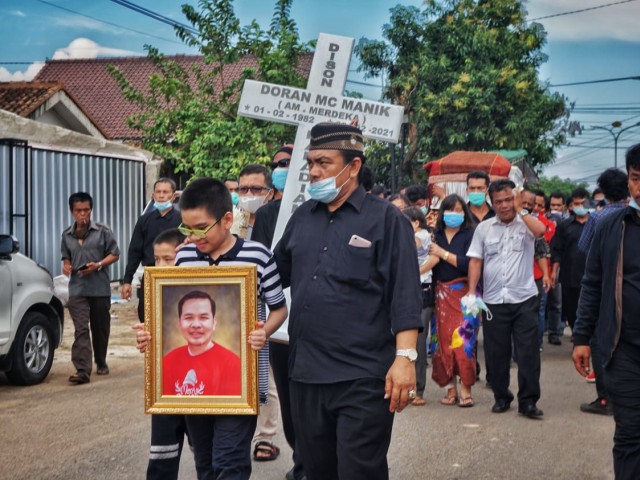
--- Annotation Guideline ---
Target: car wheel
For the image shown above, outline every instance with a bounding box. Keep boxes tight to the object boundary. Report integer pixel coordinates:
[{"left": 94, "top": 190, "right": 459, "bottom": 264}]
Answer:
[{"left": 6, "top": 312, "right": 55, "bottom": 385}]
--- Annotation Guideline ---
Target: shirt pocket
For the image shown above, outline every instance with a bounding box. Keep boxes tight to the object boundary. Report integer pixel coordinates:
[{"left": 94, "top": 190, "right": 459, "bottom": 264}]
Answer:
[
  {"left": 510, "top": 234, "right": 525, "bottom": 252},
  {"left": 334, "top": 244, "right": 374, "bottom": 282},
  {"left": 486, "top": 240, "right": 500, "bottom": 256}
]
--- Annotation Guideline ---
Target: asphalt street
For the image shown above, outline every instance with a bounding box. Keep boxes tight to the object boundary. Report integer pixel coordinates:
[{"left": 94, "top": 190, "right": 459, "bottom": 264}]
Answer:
[{"left": 0, "top": 302, "right": 615, "bottom": 480}]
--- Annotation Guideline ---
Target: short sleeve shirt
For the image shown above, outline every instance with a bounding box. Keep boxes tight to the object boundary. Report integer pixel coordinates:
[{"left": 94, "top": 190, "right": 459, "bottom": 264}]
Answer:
[
  {"left": 61, "top": 221, "right": 120, "bottom": 297},
  {"left": 467, "top": 215, "right": 538, "bottom": 304}
]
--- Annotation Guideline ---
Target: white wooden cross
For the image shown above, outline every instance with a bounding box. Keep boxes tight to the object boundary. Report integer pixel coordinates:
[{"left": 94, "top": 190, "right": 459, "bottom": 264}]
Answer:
[
  {"left": 238, "top": 33, "right": 404, "bottom": 342},
  {"left": 238, "top": 33, "right": 404, "bottom": 243}
]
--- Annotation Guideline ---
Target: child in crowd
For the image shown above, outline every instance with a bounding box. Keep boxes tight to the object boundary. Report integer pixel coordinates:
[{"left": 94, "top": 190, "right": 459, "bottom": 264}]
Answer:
[{"left": 136, "top": 178, "right": 287, "bottom": 480}]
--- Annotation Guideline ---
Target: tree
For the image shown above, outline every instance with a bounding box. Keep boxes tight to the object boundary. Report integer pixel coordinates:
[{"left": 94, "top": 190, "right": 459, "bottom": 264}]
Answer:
[
  {"left": 109, "top": 0, "right": 312, "bottom": 180},
  {"left": 534, "top": 175, "right": 589, "bottom": 198},
  {"left": 356, "top": 0, "right": 570, "bottom": 180}
]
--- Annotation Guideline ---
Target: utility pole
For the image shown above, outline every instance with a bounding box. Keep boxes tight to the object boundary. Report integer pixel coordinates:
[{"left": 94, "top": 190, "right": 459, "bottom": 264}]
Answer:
[{"left": 591, "top": 121, "right": 640, "bottom": 168}]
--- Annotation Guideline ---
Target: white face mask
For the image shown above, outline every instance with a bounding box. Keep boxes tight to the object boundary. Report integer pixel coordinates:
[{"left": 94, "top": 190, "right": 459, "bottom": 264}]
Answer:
[{"left": 238, "top": 195, "right": 267, "bottom": 214}]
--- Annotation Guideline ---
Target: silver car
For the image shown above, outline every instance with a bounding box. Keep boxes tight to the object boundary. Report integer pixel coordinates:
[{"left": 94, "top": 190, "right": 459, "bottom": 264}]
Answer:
[{"left": 0, "top": 234, "right": 64, "bottom": 385}]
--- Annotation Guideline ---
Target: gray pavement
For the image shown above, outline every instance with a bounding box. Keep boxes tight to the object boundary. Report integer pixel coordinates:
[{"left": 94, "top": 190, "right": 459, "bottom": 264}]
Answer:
[{"left": 0, "top": 303, "right": 615, "bottom": 479}]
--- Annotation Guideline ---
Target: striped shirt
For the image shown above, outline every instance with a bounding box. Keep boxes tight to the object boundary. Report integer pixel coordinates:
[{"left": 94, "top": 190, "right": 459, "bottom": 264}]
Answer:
[{"left": 175, "top": 236, "right": 286, "bottom": 404}]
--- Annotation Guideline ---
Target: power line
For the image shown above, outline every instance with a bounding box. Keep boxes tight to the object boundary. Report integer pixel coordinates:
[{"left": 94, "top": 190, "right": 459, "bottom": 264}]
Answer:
[
  {"left": 529, "top": 0, "right": 639, "bottom": 21},
  {"left": 108, "top": 0, "right": 197, "bottom": 34},
  {"left": 550, "top": 75, "right": 640, "bottom": 87},
  {"left": 35, "top": 0, "right": 184, "bottom": 46}
]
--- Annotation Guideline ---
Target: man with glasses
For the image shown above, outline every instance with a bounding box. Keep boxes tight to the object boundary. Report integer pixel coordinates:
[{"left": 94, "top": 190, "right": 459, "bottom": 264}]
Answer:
[
  {"left": 237, "top": 163, "right": 281, "bottom": 464},
  {"left": 236, "top": 164, "right": 275, "bottom": 240}
]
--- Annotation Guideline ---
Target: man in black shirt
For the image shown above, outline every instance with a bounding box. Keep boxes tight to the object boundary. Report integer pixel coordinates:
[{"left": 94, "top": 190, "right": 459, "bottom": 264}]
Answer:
[
  {"left": 550, "top": 188, "right": 589, "bottom": 334},
  {"left": 274, "top": 123, "right": 422, "bottom": 480},
  {"left": 573, "top": 143, "right": 640, "bottom": 479},
  {"left": 466, "top": 171, "right": 495, "bottom": 224},
  {"left": 121, "top": 178, "right": 181, "bottom": 321}
]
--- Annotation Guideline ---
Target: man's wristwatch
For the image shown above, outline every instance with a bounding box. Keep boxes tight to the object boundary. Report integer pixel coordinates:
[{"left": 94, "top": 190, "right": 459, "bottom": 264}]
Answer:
[
  {"left": 520, "top": 209, "right": 530, "bottom": 217},
  {"left": 97, "top": 261, "right": 103, "bottom": 271},
  {"left": 396, "top": 349, "right": 418, "bottom": 362}
]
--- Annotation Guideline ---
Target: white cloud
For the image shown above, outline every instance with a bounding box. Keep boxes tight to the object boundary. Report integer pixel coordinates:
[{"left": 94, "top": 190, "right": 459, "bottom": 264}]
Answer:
[
  {"left": 0, "top": 38, "right": 141, "bottom": 82},
  {"left": 51, "top": 38, "right": 142, "bottom": 60},
  {"left": 526, "top": 0, "right": 640, "bottom": 42},
  {"left": 0, "top": 63, "right": 45, "bottom": 81},
  {"left": 12, "top": 10, "right": 26, "bottom": 17}
]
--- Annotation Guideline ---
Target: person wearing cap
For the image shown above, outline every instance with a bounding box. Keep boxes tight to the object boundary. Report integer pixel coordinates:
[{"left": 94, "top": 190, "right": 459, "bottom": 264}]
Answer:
[{"left": 274, "top": 123, "right": 422, "bottom": 480}]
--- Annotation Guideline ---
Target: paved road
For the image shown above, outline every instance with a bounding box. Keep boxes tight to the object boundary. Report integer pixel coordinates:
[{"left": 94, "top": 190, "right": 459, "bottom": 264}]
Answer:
[{"left": 0, "top": 303, "right": 614, "bottom": 479}]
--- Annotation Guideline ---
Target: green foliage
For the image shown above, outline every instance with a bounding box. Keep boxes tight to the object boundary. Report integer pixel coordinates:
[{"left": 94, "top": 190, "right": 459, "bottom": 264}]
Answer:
[
  {"left": 108, "top": 0, "right": 312, "bottom": 180},
  {"left": 356, "top": 0, "right": 570, "bottom": 181},
  {"left": 533, "top": 175, "right": 589, "bottom": 198}
]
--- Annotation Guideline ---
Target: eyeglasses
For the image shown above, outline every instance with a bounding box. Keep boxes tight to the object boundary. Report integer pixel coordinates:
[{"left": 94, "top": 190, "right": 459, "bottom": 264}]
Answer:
[
  {"left": 272, "top": 158, "right": 291, "bottom": 169},
  {"left": 178, "top": 217, "right": 223, "bottom": 239},
  {"left": 238, "top": 186, "right": 271, "bottom": 195}
]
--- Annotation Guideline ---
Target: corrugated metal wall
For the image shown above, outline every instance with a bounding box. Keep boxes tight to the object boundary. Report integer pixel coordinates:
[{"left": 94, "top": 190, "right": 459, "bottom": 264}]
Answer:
[{"left": 0, "top": 139, "right": 146, "bottom": 281}]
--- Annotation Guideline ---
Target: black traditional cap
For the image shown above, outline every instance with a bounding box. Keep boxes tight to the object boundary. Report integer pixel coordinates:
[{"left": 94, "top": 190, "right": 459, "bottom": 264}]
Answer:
[{"left": 308, "top": 123, "right": 364, "bottom": 153}]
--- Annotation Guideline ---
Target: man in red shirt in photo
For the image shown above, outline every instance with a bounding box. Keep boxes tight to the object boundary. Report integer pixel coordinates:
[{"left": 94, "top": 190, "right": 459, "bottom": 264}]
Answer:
[{"left": 163, "top": 290, "right": 241, "bottom": 396}]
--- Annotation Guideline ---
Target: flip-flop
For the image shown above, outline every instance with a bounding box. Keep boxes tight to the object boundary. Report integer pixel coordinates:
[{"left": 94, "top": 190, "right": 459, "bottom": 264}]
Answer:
[
  {"left": 412, "top": 396, "right": 426, "bottom": 406},
  {"left": 253, "top": 441, "right": 280, "bottom": 462},
  {"left": 459, "top": 396, "right": 475, "bottom": 408},
  {"left": 440, "top": 395, "right": 458, "bottom": 406}
]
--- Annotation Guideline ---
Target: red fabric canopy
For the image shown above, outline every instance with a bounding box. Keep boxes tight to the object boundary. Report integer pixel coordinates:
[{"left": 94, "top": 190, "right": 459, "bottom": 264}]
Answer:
[{"left": 424, "top": 151, "right": 512, "bottom": 178}]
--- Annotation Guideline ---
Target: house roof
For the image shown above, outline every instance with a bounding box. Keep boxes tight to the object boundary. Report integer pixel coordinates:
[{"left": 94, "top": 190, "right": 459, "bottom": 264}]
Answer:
[
  {"left": 0, "top": 81, "right": 106, "bottom": 138},
  {"left": 0, "top": 81, "right": 64, "bottom": 116},
  {"left": 35, "top": 54, "right": 313, "bottom": 141}
]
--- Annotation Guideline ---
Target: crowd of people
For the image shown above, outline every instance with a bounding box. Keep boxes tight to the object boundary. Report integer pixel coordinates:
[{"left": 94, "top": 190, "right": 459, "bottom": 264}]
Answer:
[{"left": 58, "top": 121, "right": 640, "bottom": 480}]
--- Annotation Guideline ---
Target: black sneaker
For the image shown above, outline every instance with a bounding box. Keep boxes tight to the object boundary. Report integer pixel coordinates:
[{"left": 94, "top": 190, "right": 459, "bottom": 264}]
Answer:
[
  {"left": 580, "top": 398, "right": 613, "bottom": 416},
  {"left": 548, "top": 336, "right": 562, "bottom": 345}
]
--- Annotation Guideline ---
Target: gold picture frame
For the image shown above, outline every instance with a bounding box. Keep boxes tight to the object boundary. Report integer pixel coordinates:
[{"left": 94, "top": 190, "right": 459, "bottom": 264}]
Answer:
[{"left": 144, "top": 266, "right": 258, "bottom": 415}]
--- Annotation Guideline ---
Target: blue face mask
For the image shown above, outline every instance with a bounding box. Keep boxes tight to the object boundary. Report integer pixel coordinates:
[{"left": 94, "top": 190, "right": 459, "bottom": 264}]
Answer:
[
  {"left": 420, "top": 206, "right": 428, "bottom": 215},
  {"left": 307, "top": 164, "right": 350, "bottom": 204},
  {"left": 443, "top": 212, "right": 464, "bottom": 228},
  {"left": 154, "top": 200, "right": 172, "bottom": 211},
  {"left": 573, "top": 206, "right": 589, "bottom": 217},
  {"left": 629, "top": 197, "right": 640, "bottom": 211},
  {"left": 231, "top": 192, "right": 239, "bottom": 206},
  {"left": 272, "top": 168, "right": 289, "bottom": 191},
  {"left": 468, "top": 192, "right": 486, "bottom": 207}
]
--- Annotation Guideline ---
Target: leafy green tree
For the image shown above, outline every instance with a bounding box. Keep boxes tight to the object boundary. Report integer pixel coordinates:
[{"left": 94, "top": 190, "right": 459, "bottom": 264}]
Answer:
[
  {"left": 109, "top": 0, "right": 311, "bottom": 179},
  {"left": 356, "top": 0, "right": 570, "bottom": 179},
  {"left": 534, "top": 175, "right": 589, "bottom": 198}
]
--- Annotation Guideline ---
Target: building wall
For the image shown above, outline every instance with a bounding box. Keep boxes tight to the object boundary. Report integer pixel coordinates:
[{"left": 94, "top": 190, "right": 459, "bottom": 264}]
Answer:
[{"left": 1, "top": 139, "right": 145, "bottom": 281}]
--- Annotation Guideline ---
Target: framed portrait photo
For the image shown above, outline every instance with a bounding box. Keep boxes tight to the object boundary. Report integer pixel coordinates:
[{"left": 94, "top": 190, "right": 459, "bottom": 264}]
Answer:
[{"left": 143, "top": 266, "right": 258, "bottom": 415}]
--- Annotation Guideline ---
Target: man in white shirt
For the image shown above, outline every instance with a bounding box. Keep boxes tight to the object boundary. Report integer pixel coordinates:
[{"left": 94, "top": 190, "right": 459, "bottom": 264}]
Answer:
[{"left": 467, "top": 179, "right": 546, "bottom": 418}]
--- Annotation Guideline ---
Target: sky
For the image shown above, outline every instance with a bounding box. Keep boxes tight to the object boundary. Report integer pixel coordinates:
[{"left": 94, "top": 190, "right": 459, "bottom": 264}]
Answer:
[{"left": 1, "top": 0, "right": 639, "bottom": 186}]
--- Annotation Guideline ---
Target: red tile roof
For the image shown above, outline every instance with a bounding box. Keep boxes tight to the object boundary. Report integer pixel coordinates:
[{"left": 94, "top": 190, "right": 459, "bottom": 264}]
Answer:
[
  {"left": 0, "top": 81, "right": 64, "bottom": 116},
  {"left": 35, "top": 54, "right": 313, "bottom": 141}
]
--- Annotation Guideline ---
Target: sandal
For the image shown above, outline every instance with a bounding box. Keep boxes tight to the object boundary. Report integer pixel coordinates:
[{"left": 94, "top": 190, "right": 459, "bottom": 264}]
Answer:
[
  {"left": 412, "top": 396, "right": 426, "bottom": 406},
  {"left": 459, "top": 396, "right": 475, "bottom": 408},
  {"left": 440, "top": 387, "right": 458, "bottom": 405},
  {"left": 253, "top": 440, "right": 280, "bottom": 462}
]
